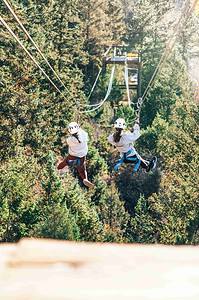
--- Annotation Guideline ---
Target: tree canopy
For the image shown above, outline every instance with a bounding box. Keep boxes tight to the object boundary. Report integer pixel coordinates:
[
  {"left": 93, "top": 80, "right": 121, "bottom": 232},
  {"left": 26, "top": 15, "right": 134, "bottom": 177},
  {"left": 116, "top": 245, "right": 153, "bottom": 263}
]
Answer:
[{"left": 0, "top": 0, "right": 198, "bottom": 244}]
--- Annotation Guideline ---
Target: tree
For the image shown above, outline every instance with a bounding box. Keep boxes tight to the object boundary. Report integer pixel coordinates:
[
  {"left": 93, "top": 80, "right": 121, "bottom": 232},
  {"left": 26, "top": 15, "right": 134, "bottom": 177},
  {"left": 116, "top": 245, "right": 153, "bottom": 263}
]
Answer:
[
  {"left": 92, "top": 177, "right": 130, "bottom": 242},
  {"left": 0, "top": 148, "right": 41, "bottom": 241},
  {"left": 129, "top": 99, "right": 199, "bottom": 244},
  {"left": 31, "top": 151, "right": 80, "bottom": 240}
]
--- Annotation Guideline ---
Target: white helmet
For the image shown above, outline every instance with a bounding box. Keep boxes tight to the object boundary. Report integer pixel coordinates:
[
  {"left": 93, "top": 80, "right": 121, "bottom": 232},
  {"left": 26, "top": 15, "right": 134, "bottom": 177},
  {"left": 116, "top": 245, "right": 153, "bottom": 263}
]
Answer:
[
  {"left": 114, "top": 118, "right": 126, "bottom": 129},
  {"left": 68, "top": 122, "right": 80, "bottom": 134}
]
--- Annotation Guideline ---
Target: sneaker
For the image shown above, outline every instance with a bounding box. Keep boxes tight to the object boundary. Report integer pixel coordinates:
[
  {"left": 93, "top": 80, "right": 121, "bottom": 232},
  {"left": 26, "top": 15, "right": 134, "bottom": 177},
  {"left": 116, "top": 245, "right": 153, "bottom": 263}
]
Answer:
[
  {"left": 152, "top": 156, "right": 157, "bottom": 169},
  {"left": 83, "top": 179, "right": 94, "bottom": 189},
  {"left": 146, "top": 156, "right": 157, "bottom": 172}
]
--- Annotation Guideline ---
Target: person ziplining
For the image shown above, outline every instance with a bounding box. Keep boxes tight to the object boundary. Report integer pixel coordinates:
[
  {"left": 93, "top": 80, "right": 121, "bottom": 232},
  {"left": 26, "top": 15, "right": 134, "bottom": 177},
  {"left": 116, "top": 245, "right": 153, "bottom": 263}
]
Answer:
[
  {"left": 108, "top": 118, "right": 157, "bottom": 174},
  {"left": 2, "top": 0, "right": 197, "bottom": 189},
  {"left": 57, "top": 122, "right": 94, "bottom": 189}
]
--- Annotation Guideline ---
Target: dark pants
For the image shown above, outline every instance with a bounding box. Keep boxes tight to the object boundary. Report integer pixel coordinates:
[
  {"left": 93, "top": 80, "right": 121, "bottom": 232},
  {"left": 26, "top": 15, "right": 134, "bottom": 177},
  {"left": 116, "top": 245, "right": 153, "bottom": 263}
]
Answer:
[
  {"left": 123, "top": 154, "right": 148, "bottom": 169},
  {"left": 57, "top": 154, "right": 87, "bottom": 180}
]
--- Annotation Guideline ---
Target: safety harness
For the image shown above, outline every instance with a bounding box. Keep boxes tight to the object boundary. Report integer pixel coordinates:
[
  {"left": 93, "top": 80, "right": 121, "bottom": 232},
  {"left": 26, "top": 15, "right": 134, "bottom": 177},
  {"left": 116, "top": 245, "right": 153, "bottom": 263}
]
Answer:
[
  {"left": 68, "top": 158, "right": 81, "bottom": 167},
  {"left": 114, "top": 149, "right": 141, "bottom": 173}
]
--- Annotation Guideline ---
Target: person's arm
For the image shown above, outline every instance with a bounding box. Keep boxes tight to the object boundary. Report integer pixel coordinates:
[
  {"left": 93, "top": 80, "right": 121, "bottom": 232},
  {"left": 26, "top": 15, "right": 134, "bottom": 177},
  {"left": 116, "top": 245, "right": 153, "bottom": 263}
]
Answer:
[
  {"left": 107, "top": 134, "right": 114, "bottom": 145},
  {"left": 130, "top": 118, "right": 139, "bottom": 132},
  {"left": 84, "top": 131, "right": 89, "bottom": 142},
  {"left": 78, "top": 129, "right": 88, "bottom": 143},
  {"left": 61, "top": 136, "right": 68, "bottom": 145},
  {"left": 128, "top": 123, "right": 141, "bottom": 141},
  {"left": 66, "top": 136, "right": 74, "bottom": 146}
]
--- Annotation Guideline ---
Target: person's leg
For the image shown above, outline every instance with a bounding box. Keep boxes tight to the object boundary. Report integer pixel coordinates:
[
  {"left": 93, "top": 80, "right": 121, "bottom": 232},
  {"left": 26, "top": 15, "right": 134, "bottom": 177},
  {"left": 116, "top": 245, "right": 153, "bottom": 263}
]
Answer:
[
  {"left": 123, "top": 154, "right": 138, "bottom": 164},
  {"left": 145, "top": 156, "right": 157, "bottom": 172},
  {"left": 76, "top": 157, "right": 87, "bottom": 180},
  {"left": 139, "top": 156, "right": 157, "bottom": 172},
  {"left": 123, "top": 154, "right": 142, "bottom": 173},
  {"left": 76, "top": 157, "right": 94, "bottom": 188},
  {"left": 57, "top": 154, "right": 77, "bottom": 170},
  {"left": 125, "top": 153, "right": 156, "bottom": 172}
]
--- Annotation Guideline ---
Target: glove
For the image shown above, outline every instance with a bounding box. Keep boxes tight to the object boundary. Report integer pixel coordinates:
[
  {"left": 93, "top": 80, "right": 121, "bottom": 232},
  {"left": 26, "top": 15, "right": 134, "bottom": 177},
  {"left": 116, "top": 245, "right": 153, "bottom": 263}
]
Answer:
[
  {"left": 134, "top": 118, "right": 140, "bottom": 125},
  {"left": 133, "top": 123, "right": 140, "bottom": 130}
]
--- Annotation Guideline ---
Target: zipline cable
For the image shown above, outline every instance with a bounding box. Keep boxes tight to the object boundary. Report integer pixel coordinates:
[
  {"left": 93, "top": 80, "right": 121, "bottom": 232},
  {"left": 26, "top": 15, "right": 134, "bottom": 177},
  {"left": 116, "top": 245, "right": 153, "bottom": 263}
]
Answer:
[
  {"left": 0, "top": 15, "right": 67, "bottom": 98},
  {"left": 86, "top": 67, "right": 103, "bottom": 103},
  {"left": 2, "top": 0, "right": 70, "bottom": 93},
  {"left": 142, "top": 0, "right": 191, "bottom": 101},
  {"left": 135, "top": 0, "right": 198, "bottom": 120}
]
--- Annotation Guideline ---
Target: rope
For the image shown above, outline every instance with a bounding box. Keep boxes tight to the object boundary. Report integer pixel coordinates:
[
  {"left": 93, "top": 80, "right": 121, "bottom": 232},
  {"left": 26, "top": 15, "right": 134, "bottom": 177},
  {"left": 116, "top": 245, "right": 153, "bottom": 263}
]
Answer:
[
  {"left": 0, "top": 15, "right": 68, "bottom": 99},
  {"left": 85, "top": 67, "right": 103, "bottom": 106},
  {"left": 134, "top": 97, "right": 143, "bottom": 120},
  {"left": 2, "top": 0, "right": 70, "bottom": 94},
  {"left": 85, "top": 46, "right": 112, "bottom": 107},
  {"left": 82, "top": 64, "right": 115, "bottom": 113},
  {"left": 82, "top": 47, "right": 117, "bottom": 113}
]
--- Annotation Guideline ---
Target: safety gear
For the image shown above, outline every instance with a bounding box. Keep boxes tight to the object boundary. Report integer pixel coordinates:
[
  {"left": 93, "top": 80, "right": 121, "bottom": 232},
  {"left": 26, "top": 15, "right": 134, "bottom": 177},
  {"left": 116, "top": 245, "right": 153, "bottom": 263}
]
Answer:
[
  {"left": 68, "top": 122, "right": 79, "bottom": 134},
  {"left": 113, "top": 150, "right": 141, "bottom": 174},
  {"left": 68, "top": 158, "right": 81, "bottom": 167},
  {"left": 114, "top": 118, "right": 126, "bottom": 129}
]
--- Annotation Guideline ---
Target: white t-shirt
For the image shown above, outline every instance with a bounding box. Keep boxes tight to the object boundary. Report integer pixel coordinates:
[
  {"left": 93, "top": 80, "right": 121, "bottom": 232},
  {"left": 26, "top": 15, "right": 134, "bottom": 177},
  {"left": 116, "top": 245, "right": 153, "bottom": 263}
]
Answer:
[
  {"left": 108, "top": 124, "right": 141, "bottom": 154},
  {"left": 67, "top": 129, "right": 88, "bottom": 157}
]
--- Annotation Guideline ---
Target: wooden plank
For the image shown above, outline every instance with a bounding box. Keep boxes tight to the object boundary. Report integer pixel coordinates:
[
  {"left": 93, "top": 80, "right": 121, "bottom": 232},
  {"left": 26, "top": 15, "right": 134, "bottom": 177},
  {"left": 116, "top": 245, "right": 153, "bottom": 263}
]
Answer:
[{"left": 0, "top": 238, "right": 199, "bottom": 300}]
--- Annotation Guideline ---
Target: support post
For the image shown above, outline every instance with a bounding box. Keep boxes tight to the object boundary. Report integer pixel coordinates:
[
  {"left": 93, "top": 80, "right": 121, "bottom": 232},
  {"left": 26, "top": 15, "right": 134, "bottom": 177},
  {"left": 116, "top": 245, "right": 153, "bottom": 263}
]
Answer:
[{"left": 137, "top": 51, "right": 142, "bottom": 99}]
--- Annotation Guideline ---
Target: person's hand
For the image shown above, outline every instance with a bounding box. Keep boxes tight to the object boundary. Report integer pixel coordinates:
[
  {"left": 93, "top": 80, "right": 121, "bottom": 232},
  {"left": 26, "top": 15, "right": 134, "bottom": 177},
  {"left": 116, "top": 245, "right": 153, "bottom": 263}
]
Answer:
[
  {"left": 134, "top": 118, "right": 140, "bottom": 125},
  {"left": 61, "top": 137, "right": 67, "bottom": 145}
]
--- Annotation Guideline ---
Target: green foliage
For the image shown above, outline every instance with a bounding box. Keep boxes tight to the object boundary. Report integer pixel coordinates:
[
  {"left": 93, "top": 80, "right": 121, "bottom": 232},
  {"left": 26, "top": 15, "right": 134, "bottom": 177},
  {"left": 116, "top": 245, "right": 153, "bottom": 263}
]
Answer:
[
  {"left": 1, "top": 0, "right": 199, "bottom": 245},
  {"left": 30, "top": 151, "right": 80, "bottom": 240},
  {"left": 92, "top": 177, "right": 129, "bottom": 242},
  {"left": 0, "top": 150, "right": 40, "bottom": 241},
  {"left": 130, "top": 195, "right": 162, "bottom": 243},
  {"left": 32, "top": 200, "right": 80, "bottom": 240},
  {"left": 114, "top": 105, "right": 136, "bottom": 127},
  {"left": 141, "top": 57, "right": 192, "bottom": 127},
  {"left": 87, "top": 144, "right": 108, "bottom": 178},
  {"left": 62, "top": 175, "right": 103, "bottom": 241},
  {"left": 129, "top": 100, "right": 199, "bottom": 244}
]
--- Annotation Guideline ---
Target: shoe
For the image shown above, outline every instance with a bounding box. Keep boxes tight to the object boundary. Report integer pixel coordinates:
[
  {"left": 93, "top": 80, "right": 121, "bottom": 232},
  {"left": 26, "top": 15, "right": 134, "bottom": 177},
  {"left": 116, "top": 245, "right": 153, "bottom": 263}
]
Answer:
[
  {"left": 146, "top": 156, "right": 157, "bottom": 172},
  {"left": 152, "top": 156, "right": 157, "bottom": 169},
  {"left": 83, "top": 179, "right": 94, "bottom": 188}
]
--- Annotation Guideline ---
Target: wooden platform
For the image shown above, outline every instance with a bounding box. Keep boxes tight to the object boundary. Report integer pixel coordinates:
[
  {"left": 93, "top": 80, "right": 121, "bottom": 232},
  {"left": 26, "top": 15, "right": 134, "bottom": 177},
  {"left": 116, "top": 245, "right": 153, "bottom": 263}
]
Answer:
[{"left": 0, "top": 238, "right": 199, "bottom": 299}]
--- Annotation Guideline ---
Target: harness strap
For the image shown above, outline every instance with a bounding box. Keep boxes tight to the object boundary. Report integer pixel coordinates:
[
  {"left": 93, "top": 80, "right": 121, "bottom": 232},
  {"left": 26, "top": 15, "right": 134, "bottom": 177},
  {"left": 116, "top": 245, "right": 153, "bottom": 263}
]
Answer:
[
  {"left": 68, "top": 158, "right": 81, "bottom": 167},
  {"left": 113, "top": 150, "right": 141, "bottom": 173}
]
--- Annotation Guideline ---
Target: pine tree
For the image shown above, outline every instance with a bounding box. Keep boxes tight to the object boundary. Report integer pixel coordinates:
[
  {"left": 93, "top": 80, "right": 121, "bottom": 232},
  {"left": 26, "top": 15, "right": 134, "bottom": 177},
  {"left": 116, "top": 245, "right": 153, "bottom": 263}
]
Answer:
[
  {"left": 32, "top": 151, "right": 80, "bottom": 240},
  {"left": 0, "top": 148, "right": 41, "bottom": 241},
  {"left": 0, "top": 0, "right": 88, "bottom": 159},
  {"left": 129, "top": 99, "right": 199, "bottom": 244},
  {"left": 92, "top": 177, "right": 130, "bottom": 242}
]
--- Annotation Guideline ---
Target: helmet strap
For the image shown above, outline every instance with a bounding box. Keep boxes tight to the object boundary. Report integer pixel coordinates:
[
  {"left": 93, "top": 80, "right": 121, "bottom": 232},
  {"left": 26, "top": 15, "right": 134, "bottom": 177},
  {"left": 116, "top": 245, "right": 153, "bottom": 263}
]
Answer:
[{"left": 72, "top": 133, "right": 81, "bottom": 143}]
